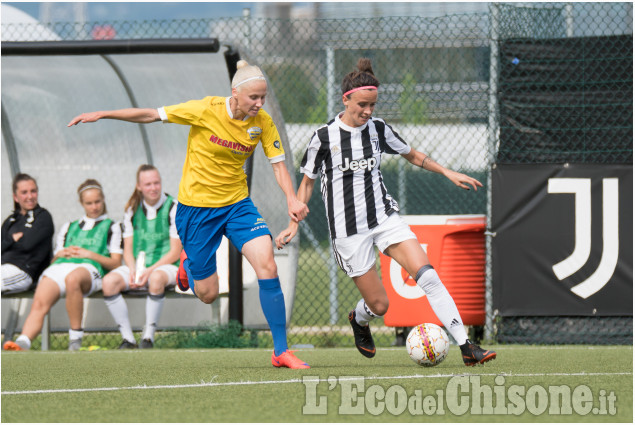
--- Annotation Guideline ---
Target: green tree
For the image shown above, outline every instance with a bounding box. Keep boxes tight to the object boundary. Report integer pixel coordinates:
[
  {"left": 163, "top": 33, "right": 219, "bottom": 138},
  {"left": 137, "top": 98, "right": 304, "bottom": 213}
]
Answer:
[
  {"left": 399, "top": 72, "right": 428, "bottom": 124},
  {"left": 306, "top": 85, "right": 328, "bottom": 124},
  {"left": 263, "top": 63, "right": 317, "bottom": 123}
]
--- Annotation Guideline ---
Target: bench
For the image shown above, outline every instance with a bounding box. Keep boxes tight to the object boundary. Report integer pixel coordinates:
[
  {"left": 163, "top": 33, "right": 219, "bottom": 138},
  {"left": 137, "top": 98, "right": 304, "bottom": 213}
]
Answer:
[{"left": 1, "top": 288, "right": 222, "bottom": 350}]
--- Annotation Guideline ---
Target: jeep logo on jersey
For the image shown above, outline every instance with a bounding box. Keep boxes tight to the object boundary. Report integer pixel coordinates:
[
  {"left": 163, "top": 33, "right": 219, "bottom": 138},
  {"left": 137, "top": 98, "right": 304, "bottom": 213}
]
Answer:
[
  {"left": 339, "top": 157, "right": 378, "bottom": 172},
  {"left": 247, "top": 127, "right": 262, "bottom": 140}
]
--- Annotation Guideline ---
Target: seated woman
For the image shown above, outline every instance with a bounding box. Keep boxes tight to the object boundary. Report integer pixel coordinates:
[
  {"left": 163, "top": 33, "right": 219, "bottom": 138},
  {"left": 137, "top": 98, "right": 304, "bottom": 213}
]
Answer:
[
  {"left": 3, "top": 179, "right": 122, "bottom": 351},
  {"left": 2, "top": 173, "right": 54, "bottom": 294},
  {"left": 102, "top": 165, "right": 182, "bottom": 349}
]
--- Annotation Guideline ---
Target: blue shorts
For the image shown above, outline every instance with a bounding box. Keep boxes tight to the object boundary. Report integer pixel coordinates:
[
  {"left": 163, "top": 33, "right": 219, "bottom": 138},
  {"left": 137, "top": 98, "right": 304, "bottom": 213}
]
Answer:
[{"left": 175, "top": 198, "right": 271, "bottom": 280}]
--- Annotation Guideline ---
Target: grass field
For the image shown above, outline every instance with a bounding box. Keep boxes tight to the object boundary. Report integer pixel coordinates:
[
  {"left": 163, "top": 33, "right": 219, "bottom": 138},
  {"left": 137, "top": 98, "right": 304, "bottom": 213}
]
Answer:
[{"left": 1, "top": 345, "right": 632, "bottom": 422}]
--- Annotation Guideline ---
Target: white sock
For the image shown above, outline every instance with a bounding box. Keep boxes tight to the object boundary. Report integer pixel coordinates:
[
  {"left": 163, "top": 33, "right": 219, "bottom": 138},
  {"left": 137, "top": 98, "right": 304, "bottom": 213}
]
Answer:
[
  {"left": 416, "top": 266, "right": 468, "bottom": 345},
  {"left": 104, "top": 294, "right": 135, "bottom": 343},
  {"left": 15, "top": 335, "right": 31, "bottom": 350},
  {"left": 69, "top": 328, "right": 84, "bottom": 341},
  {"left": 354, "top": 299, "right": 379, "bottom": 326},
  {"left": 143, "top": 293, "right": 165, "bottom": 341}
]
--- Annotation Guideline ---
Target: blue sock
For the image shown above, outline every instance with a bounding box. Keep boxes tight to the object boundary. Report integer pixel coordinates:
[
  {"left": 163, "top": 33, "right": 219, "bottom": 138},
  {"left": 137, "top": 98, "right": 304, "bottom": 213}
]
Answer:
[{"left": 258, "top": 277, "right": 288, "bottom": 356}]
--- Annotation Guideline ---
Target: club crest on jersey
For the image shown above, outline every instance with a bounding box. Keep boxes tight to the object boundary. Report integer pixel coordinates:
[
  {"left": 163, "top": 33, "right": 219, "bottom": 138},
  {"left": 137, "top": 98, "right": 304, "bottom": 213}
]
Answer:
[
  {"left": 273, "top": 140, "right": 281, "bottom": 149},
  {"left": 247, "top": 127, "right": 262, "bottom": 140},
  {"left": 370, "top": 133, "right": 379, "bottom": 150},
  {"left": 339, "top": 157, "right": 378, "bottom": 172}
]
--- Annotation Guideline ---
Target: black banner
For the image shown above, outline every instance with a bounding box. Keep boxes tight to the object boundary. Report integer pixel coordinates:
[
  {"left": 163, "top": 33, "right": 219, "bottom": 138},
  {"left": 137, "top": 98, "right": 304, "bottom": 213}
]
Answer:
[
  {"left": 497, "top": 34, "right": 633, "bottom": 164},
  {"left": 492, "top": 164, "right": 632, "bottom": 316}
]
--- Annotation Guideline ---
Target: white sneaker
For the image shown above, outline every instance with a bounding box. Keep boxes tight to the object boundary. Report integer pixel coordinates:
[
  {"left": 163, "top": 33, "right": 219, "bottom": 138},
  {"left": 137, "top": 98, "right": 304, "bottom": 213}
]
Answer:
[
  {"left": 68, "top": 338, "right": 82, "bottom": 351},
  {"left": 3, "top": 340, "right": 28, "bottom": 351}
]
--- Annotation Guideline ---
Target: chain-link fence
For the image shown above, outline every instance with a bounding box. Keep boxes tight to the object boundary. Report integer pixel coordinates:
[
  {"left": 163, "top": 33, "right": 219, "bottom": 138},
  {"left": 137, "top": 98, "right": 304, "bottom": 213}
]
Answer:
[
  {"left": 2, "top": 2, "right": 632, "bottom": 349},
  {"left": 491, "top": 3, "right": 632, "bottom": 344}
]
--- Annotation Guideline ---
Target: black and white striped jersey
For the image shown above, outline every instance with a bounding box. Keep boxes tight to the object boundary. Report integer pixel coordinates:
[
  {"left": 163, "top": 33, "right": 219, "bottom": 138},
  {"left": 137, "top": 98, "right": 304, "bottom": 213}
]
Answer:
[{"left": 300, "top": 113, "right": 411, "bottom": 239}]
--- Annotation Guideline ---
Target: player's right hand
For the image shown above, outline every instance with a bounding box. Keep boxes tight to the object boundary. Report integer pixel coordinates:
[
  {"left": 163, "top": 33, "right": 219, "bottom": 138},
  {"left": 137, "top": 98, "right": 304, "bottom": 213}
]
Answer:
[{"left": 67, "top": 112, "right": 101, "bottom": 127}]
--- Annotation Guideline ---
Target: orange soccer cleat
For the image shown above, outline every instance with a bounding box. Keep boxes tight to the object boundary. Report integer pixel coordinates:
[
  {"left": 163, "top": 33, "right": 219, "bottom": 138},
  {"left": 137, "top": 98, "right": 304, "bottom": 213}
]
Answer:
[{"left": 271, "top": 350, "right": 310, "bottom": 369}]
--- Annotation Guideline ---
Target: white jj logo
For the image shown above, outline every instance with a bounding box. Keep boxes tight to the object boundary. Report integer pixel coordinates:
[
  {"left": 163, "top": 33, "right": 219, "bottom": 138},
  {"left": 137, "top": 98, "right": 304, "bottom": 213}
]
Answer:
[{"left": 547, "top": 178, "right": 619, "bottom": 299}]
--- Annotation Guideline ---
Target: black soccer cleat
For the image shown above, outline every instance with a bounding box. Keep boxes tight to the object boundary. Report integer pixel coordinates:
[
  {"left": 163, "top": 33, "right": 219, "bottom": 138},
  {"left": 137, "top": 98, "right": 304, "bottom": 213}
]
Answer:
[
  {"left": 118, "top": 340, "right": 138, "bottom": 349},
  {"left": 348, "top": 310, "right": 376, "bottom": 358},
  {"left": 460, "top": 339, "right": 496, "bottom": 366},
  {"left": 140, "top": 339, "right": 154, "bottom": 349}
]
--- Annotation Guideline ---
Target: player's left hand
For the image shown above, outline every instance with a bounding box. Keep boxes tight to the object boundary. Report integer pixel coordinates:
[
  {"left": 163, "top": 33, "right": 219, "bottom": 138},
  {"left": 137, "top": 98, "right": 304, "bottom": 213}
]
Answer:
[
  {"left": 131, "top": 268, "right": 151, "bottom": 288},
  {"left": 70, "top": 246, "right": 93, "bottom": 260},
  {"left": 288, "top": 198, "right": 309, "bottom": 222},
  {"left": 445, "top": 170, "right": 483, "bottom": 191},
  {"left": 275, "top": 222, "right": 299, "bottom": 250}
]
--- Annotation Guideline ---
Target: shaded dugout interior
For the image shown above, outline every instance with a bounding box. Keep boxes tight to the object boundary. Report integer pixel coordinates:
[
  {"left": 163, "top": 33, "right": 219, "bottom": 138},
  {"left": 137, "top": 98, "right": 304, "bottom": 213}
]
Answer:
[{"left": 1, "top": 40, "right": 300, "bottom": 330}]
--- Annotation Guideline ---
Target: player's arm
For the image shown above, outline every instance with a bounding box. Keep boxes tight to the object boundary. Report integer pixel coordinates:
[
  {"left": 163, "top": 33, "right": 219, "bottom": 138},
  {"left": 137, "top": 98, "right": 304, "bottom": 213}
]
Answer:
[
  {"left": 147, "top": 238, "right": 182, "bottom": 273},
  {"left": 50, "top": 222, "right": 71, "bottom": 263},
  {"left": 122, "top": 237, "right": 135, "bottom": 271},
  {"left": 402, "top": 149, "right": 482, "bottom": 191},
  {"left": 133, "top": 236, "right": 181, "bottom": 287},
  {"left": 122, "top": 237, "right": 137, "bottom": 287},
  {"left": 70, "top": 221, "right": 123, "bottom": 271},
  {"left": 67, "top": 108, "right": 160, "bottom": 126},
  {"left": 271, "top": 161, "right": 309, "bottom": 222},
  {"left": 274, "top": 175, "right": 316, "bottom": 249}
]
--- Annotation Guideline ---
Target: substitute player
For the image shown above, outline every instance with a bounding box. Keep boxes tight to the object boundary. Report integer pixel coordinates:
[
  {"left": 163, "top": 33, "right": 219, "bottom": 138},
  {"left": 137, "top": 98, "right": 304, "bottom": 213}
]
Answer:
[
  {"left": 275, "top": 58, "right": 496, "bottom": 366},
  {"left": 68, "top": 61, "right": 310, "bottom": 369},
  {"left": 1, "top": 173, "right": 54, "bottom": 295},
  {"left": 102, "top": 165, "right": 181, "bottom": 349},
  {"left": 4, "top": 179, "right": 122, "bottom": 351}
]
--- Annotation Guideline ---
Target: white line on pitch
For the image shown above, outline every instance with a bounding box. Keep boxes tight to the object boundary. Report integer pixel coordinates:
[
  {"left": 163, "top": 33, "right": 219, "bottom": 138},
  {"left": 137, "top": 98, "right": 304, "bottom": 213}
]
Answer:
[{"left": 2, "top": 371, "right": 631, "bottom": 396}]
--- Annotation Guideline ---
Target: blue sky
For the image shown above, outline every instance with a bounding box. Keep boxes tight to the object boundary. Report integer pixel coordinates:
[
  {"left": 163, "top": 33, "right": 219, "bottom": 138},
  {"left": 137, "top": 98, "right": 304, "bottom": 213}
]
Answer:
[
  {"left": 5, "top": 2, "right": 493, "bottom": 22},
  {"left": 6, "top": 2, "right": 259, "bottom": 21}
]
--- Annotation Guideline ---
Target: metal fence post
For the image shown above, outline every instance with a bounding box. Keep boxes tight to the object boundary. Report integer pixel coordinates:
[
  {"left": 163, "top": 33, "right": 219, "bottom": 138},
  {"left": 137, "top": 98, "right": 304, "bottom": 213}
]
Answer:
[
  {"left": 485, "top": 2, "right": 500, "bottom": 343},
  {"left": 565, "top": 3, "right": 574, "bottom": 37},
  {"left": 326, "top": 46, "right": 336, "bottom": 120}
]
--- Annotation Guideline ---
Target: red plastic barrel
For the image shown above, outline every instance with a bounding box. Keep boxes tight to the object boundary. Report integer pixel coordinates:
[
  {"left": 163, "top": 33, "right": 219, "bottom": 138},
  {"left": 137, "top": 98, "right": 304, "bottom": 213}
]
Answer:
[{"left": 379, "top": 215, "right": 486, "bottom": 327}]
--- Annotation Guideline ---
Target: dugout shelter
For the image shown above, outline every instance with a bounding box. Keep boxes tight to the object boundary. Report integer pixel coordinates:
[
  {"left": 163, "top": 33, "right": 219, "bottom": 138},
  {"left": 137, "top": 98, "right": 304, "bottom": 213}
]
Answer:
[{"left": 1, "top": 39, "right": 300, "bottom": 334}]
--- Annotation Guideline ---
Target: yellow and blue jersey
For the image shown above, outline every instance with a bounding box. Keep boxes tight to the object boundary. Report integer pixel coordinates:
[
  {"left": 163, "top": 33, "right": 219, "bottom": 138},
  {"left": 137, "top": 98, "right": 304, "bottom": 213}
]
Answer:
[{"left": 159, "top": 96, "right": 285, "bottom": 208}]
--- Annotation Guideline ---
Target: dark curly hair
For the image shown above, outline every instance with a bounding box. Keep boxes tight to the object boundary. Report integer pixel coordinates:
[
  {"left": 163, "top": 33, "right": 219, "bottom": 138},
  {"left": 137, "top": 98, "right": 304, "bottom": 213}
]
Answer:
[{"left": 341, "top": 58, "right": 381, "bottom": 97}]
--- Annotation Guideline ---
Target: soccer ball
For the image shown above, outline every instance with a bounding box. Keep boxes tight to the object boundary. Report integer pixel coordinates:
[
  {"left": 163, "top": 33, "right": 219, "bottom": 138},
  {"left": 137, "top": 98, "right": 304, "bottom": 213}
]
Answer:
[{"left": 406, "top": 323, "right": 450, "bottom": 367}]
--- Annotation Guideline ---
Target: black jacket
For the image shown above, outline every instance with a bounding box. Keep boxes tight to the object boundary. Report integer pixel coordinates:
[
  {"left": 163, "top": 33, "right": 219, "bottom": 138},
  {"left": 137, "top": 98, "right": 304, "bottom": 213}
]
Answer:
[{"left": 1, "top": 205, "right": 54, "bottom": 283}]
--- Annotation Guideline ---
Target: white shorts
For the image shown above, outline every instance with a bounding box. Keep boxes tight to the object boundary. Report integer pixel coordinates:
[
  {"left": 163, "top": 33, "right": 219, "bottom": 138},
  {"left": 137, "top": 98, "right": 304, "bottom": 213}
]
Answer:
[
  {"left": 40, "top": 263, "right": 102, "bottom": 297},
  {"left": 331, "top": 213, "right": 417, "bottom": 277},
  {"left": 1, "top": 264, "right": 34, "bottom": 294},
  {"left": 109, "top": 264, "right": 178, "bottom": 291}
]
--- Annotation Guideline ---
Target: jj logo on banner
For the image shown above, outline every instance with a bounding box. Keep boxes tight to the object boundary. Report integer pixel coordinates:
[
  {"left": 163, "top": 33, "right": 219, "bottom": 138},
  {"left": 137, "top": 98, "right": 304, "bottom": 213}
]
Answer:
[
  {"left": 548, "top": 178, "right": 619, "bottom": 299},
  {"left": 491, "top": 164, "right": 632, "bottom": 316}
]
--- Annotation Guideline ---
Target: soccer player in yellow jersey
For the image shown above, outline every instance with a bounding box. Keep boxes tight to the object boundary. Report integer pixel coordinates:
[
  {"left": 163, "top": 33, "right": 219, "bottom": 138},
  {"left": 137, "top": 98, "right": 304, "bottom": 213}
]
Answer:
[{"left": 68, "top": 61, "right": 310, "bottom": 369}]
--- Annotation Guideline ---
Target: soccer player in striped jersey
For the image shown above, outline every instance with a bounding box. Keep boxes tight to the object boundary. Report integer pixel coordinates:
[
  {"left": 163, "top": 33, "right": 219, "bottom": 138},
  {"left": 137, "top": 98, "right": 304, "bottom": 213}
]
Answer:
[
  {"left": 3, "top": 179, "right": 123, "bottom": 352},
  {"left": 102, "top": 165, "right": 182, "bottom": 349},
  {"left": 67, "top": 61, "right": 310, "bottom": 369},
  {"left": 276, "top": 58, "right": 496, "bottom": 366}
]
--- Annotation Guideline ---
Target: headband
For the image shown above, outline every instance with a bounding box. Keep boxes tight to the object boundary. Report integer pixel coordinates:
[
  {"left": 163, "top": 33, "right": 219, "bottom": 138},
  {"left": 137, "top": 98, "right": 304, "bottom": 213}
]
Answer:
[
  {"left": 233, "top": 75, "right": 266, "bottom": 88},
  {"left": 343, "top": 85, "right": 378, "bottom": 97},
  {"left": 78, "top": 185, "right": 102, "bottom": 194}
]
